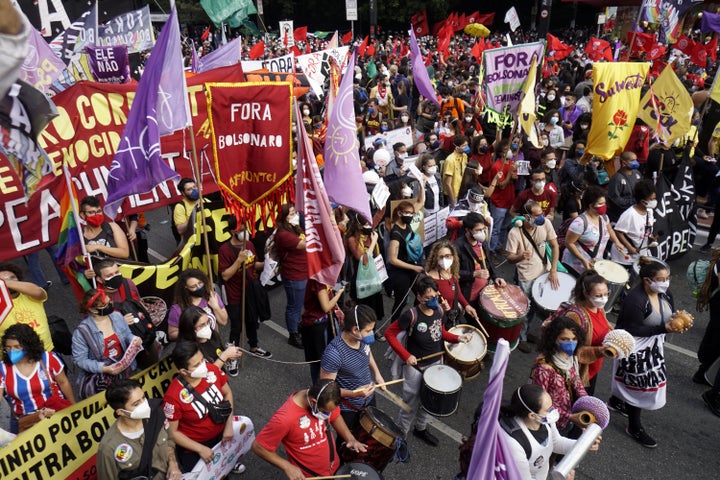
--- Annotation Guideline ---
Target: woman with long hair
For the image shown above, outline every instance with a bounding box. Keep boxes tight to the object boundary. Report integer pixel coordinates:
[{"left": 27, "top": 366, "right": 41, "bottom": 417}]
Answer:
[
  {"left": 168, "top": 268, "right": 228, "bottom": 342},
  {"left": 346, "top": 216, "right": 385, "bottom": 329},
  {"left": 556, "top": 179, "right": 587, "bottom": 222},
  {"left": 177, "top": 306, "right": 242, "bottom": 376},
  {"left": 387, "top": 201, "right": 425, "bottom": 322},
  {"left": 531, "top": 317, "right": 588, "bottom": 438},
  {"left": 425, "top": 241, "right": 479, "bottom": 328}
]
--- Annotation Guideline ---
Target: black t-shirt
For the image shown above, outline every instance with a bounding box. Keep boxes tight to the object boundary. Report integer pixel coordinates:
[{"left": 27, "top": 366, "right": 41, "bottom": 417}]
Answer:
[
  {"left": 390, "top": 224, "right": 413, "bottom": 264},
  {"left": 398, "top": 307, "right": 445, "bottom": 366}
]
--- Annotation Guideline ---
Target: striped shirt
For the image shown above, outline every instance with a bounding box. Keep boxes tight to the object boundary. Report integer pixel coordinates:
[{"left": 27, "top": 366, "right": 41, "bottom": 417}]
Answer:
[
  {"left": 0, "top": 351, "right": 64, "bottom": 416},
  {"left": 321, "top": 335, "right": 373, "bottom": 411}
]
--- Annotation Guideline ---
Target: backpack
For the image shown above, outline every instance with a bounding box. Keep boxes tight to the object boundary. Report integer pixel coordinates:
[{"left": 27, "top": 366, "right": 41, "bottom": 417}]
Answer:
[
  {"left": 499, "top": 415, "right": 533, "bottom": 460},
  {"left": 405, "top": 230, "right": 424, "bottom": 264},
  {"left": 113, "top": 279, "right": 156, "bottom": 349},
  {"left": 542, "top": 301, "right": 591, "bottom": 335},
  {"left": 555, "top": 214, "right": 588, "bottom": 252},
  {"left": 688, "top": 259, "right": 711, "bottom": 298}
]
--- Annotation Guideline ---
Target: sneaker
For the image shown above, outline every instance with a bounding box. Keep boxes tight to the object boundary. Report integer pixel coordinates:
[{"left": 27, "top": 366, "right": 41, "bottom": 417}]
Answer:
[
  {"left": 376, "top": 331, "right": 386, "bottom": 342},
  {"left": 517, "top": 341, "right": 533, "bottom": 353},
  {"left": 231, "top": 462, "right": 246, "bottom": 474},
  {"left": 250, "top": 347, "right": 273, "bottom": 359},
  {"left": 43, "top": 281, "right": 52, "bottom": 291},
  {"left": 607, "top": 397, "right": 628, "bottom": 418},
  {"left": 225, "top": 358, "right": 239, "bottom": 377},
  {"left": 702, "top": 390, "right": 720, "bottom": 418},
  {"left": 626, "top": 427, "right": 657, "bottom": 448},
  {"left": 412, "top": 427, "right": 439, "bottom": 447},
  {"left": 526, "top": 333, "right": 539, "bottom": 344},
  {"left": 288, "top": 332, "right": 304, "bottom": 349},
  {"left": 700, "top": 244, "right": 713, "bottom": 253},
  {"left": 693, "top": 369, "right": 712, "bottom": 386}
]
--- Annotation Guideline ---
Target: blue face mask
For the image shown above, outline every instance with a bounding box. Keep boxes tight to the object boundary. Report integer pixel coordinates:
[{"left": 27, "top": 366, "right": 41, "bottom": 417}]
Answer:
[
  {"left": 188, "top": 189, "right": 199, "bottom": 200},
  {"left": 425, "top": 297, "right": 440, "bottom": 310},
  {"left": 360, "top": 332, "right": 376, "bottom": 345},
  {"left": 576, "top": 149, "right": 585, "bottom": 157},
  {"left": 8, "top": 349, "right": 25, "bottom": 364},
  {"left": 628, "top": 160, "right": 640, "bottom": 170},
  {"left": 511, "top": 142, "right": 519, "bottom": 150},
  {"left": 557, "top": 340, "right": 577, "bottom": 356},
  {"left": 533, "top": 215, "right": 546, "bottom": 226},
  {"left": 462, "top": 146, "right": 471, "bottom": 154},
  {"left": 368, "top": 107, "right": 376, "bottom": 115},
  {"left": 431, "top": 140, "right": 440, "bottom": 149},
  {"left": 381, "top": 126, "right": 389, "bottom": 132}
]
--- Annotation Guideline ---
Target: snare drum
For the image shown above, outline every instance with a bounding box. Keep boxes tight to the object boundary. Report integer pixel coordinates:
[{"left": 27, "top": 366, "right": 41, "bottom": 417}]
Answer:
[
  {"left": 531, "top": 271, "right": 576, "bottom": 316},
  {"left": 339, "top": 406, "right": 403, "bottom": 472},
  {"left": 335, "top": 462, "right": 383, "bottom": 480},
  {"left": 420, "top": 364, "right": 463, "bottom": 417},
  {"left": 478, "top": 284, "right": 529, "bottom": 351},
  {"left": 444, "top": 325, "right": 487, "bottom": 380},
  {"left": 593, "top": 260, "right": 629, "bottom": 313}
]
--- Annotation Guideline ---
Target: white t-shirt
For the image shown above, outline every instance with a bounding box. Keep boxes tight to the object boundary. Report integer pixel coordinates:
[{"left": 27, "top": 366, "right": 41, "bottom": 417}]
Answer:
[
  {"left": 610, "top": 206, "right": 655, "bottom": 265},
  {"left": 424, "top": 174, "right": 440, "bottom": 215}
]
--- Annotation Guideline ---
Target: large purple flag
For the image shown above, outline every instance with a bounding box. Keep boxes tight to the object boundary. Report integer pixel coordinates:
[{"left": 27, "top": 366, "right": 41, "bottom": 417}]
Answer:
[
  {"left": 323, "top": 52, "right": 372, "bottom": 222},
  {"left": 466, "top": 339, "right": 523, "bottom": 480},
  {"left": 104, "top": 6, "right": 189, "bottom": 219},
  {"left": 409, "top": 27, "right": 439, "bottom": 106},
  {"left": 702, "top": 11, "right": 720, "bottom": 34},
  {"left": 198, "top": 36, "right": 243, "bottom": 72},
  {"left": 21, "top": 27, "right": 66, "bottom": 94}
]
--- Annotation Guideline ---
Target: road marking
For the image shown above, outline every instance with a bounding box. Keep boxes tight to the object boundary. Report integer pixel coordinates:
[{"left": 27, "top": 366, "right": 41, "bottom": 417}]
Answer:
[{"left": 148, "top": 247, "right": 165, "bottom": 263}]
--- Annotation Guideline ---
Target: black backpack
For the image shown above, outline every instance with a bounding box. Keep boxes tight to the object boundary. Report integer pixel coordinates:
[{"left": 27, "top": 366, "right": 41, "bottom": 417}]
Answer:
[{"left": 113, "top": 280, "right": 156, "bottom": 349}]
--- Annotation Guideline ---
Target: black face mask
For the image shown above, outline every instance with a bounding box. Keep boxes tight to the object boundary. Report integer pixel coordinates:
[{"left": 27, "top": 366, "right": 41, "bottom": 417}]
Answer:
[
  {"left": 400, "top": 214, "right": 414, "bottom": 225},
  {"left": 96, "top": 303, "right": 114, "bottom": 316},
  {"left": 104, "top": 274, "right": 123, "bottom": 290},
  {"left": 362, "top": 227, "right": 373, "bottom": 235},
  {"left": 188, "top": 286, "right": 206, "bottom": 298}
]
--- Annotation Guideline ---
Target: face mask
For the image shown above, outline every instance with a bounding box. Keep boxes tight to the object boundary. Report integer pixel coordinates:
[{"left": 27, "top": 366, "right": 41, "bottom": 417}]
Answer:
[
  {"left": 473, "top": 230, "right": 487, "bottom": 243},
  {"left": 288, "top": 215, "right": 300, "bottom": 227},
  {"left": 533, "top": 215, "right": 546, "bottom": 226},
  {"left": 431, "top": 140, "right": 440, "bottom": 149},
  {"left": 399, "top": 152, "right": 408, "bottom": 159},
  {"left": 644, "top": 199, "right": 658, "bottom": 209},
  {"left": 196, "top": 325, "right": 212, "bottom": 340},
  {"left": 190, "top": 361, "right": 208, "bottom": 379},
  {"left": 400, "top": 214, "right": 414, "bottom": 225},
  {"left": 401, "top": 116, "right": 409, "bottom": 123},
  {"left": 302, "top": 109, "right": 310, "bottom": 116},
  {"left": 425, "top": 297, "right": 440, "bottom": 310},
  {"left": 188, "top": 285, "right": 206, "bottom": 298},
  {"left": 479, "top": 145, "right": 488, "bottom": 153},
  {"left": 628, "top": 160, "right": 640, "bottom": 170},
  {"left": 310, "top": 400, "right": 332, "bottom": 421},
  {"left": 381, "top": 126, "right": 389, "bottom": 132},
  {"left": 236, "top": 230, "right": 250, "bottom": 242},
  {"left": 576, "top": 149, "right": 585, "bottom": 156},
  {"left": 648, "top": 280, "right": 670, "bottom": 294},
  {"left": 550, "top": 117, "right": 559, "bottom": 125},
  {"left": 539, "top": 407, "right": 560, "bottom": 425},
  {"left": 85, "top": 214, "right": 104, "bottom": 228},
  {"left": 469, "top": 202, "right": 483, "bottom": 213},
  {"left": 188, "top": 189, "right": 199, "bottom": 201},
  {"left": 506, "top": 150, "right": 514, "bottom": 159},
  {"left": 465, "top": 116, "right": 473, "bottom": 122},
  {"left": 463, "top": 146, "right": 471, "bottom": 155},
  {"left": 360, "top": 332, "right": 375, "bottom": 345},
  {"left": 8, "top": 349, "right": 25, "bottom": 365},
  {"left": 426, "top": 165, "right": 438, "bottom": 176},
  {"left": 104, "top": 274, "right": 123, "bottom": 290},
  {"left": 96, "top": 303, "right": 115, "bottom": 316},
  {"left": 546, "top": 159, "right": 557, "bottom": 169},
  {"left": 547, "top": 94, "right": 556, "bottom": 101},
  {"left": 580, "top": 124, "right": 589, "bottom": 130},
  {"left": 557, "top": 340, "right": 577, "bottom": 356},
  {"left": 402, "top": 186, "right": 413, "bottom": 197},
  {"left": 594, "top": 204, "right": 607, "bottom": 215},
  {"left": 439, "top": 258, "right": 453, "bottom": 270},
  {"left": 541, "top": 139, "right": 549, "bottom": 147},
  {"left": 590, "top": 296, "right": 608, "bottom": 309},
  {"left": 511, "top": 142, "right": 519, "bottom": 150},
  {"left": 368, "top": 107, "right": 376, "bottom": 115},
  {"left": 534, "top": 181, "right": 546, "bottom": 192},
  {"left": 125, "top": 399, "right": 151, "bottom": 420}
]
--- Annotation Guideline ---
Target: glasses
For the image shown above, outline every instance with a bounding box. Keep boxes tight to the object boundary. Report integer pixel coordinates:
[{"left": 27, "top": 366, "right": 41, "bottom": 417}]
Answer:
[
  {"left": 401, "top": 211, "right": 414, "bottom": 215},
  {"left": 187, "top": 282, "right": 204, "bottom": 290}
]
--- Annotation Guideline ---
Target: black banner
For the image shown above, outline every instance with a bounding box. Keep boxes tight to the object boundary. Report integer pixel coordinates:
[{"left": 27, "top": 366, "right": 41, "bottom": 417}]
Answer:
[{"left": 650, "top": 154, "right": 695, "bottom": 260}]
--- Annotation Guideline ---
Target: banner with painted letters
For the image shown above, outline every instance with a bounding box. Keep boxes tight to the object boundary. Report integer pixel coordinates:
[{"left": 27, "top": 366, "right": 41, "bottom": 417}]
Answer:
[
  {"left": 241, "top": 53, "right": 296, "bottom": 73},
  {"left": 612, "top": 335, "right": 667, "bottom": 410},
  {"left": 86, "top": 45, "right": 131, "bottom": 84},
  {"left": 97, "top": 5, "right": 155, "bottom": 54},
  {"left": 296, "top": 46, "right": 350, "bottom": 97},
  {"left": 482, "top": 42, "right": 544, "bottom": 114},
  {"left": 637, "top": 66, "right": 693, "bottom": 146}
]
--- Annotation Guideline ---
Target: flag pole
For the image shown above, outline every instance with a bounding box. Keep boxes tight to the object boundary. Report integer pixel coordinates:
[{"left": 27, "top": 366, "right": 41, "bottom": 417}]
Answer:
[
  {"left": 62, "top": 163, "right": 95, "bottom": 289},
  {"left": 123, "top": 217, "right": 139, "bottom": 261},
  {"left": 240, "top": 238, "right": 247, "bottom": 369}
]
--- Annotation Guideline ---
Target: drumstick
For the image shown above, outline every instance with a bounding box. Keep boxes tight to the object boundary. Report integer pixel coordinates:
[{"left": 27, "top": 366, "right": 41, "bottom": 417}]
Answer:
[
  {"left": 415, "top": 350, "right": 446, "bottom": 362},
  {"left": 306, "top": 475, "right": 352, "bottom": 480},
  {"left": 475, "top": 320, "right": 490, "bottom": 340},
  {"left": 351, "top": 378, "right": 404, "bottom": 393},
  {"left": 381, "top": 388, "right": 413, "bottom": 413}
]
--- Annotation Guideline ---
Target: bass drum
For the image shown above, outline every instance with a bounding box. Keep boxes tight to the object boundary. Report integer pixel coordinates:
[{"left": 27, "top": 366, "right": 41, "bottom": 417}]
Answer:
[
  {"left": 339, "top": 406, "right": 403, "bottom": 473},
  {"left": 335, "top": 462, "right": 383, "bottom": 480},
  {"left": 420, "top": 364, "right": 463, "bottom": 417},
  {"left": 478, "top": 284, "right": 529, "bottom": 351},
  {"left": 531, "top": 271, "right": 576, "bottom": 316}
]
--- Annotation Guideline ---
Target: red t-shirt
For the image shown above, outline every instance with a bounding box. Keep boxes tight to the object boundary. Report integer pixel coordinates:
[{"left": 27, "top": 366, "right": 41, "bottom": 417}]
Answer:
[
  {"left": 218, "top": 241, "right": 258, "bottom": 304},
  {"left": 275, "top": 230, "right": 308, "bottom": 281},
  {"left": 512, "top": 187, "right": 558, "bottom": 216},
  {"left": 489, "top": 160, "right": 516, "bottom": 209},
  {"left": 470, "top": 148, "right": 494, "bottom": 185},
  {"left": 301, "top": 280, "right": 330, "bottom": 327},
  {"left": 162, "top": 362, "right": 228, "bottom": 443},
  {"left": 588, "top": 308, "right": 611, "bottom": 380},
  {"left": 434, "top": 276, "right": 469, "bottom": 308},
  {"left": 255, "top": 393, "right": 341, "bottom": 477}
]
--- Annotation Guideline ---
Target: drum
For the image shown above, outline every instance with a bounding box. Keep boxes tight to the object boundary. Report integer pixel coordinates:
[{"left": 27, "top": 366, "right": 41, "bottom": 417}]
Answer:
[
  {"left": 478, "top": 284, "right": 529, "bottom": 351},
  {"left": 420, "top": 364, "right": 463, "bottom": 417},
  {"left": 444, "top": 325, "right": 487, "bottom": 381},
  {"left": 339, "top": 406, "right": 403, "bottom": 472},
  {"left": 594, "top": 260, "right": 630, "bottom": 313},
  {"left": 531, "top": 271, "right": 576, "bottom": 316},
  {"left": 335, "top": 462, "right": 383, "bottom": 480}
]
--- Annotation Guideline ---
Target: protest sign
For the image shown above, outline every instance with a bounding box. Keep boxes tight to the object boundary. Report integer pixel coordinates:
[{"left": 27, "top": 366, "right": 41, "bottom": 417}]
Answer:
[
  {"left": 97, "top": 6, "right": 155, "bottom": 54},
  {"left": 482, "top": 42, "right": 544, "bottom": 114},
  {"left": 296, "top": 46, "right": 350, "bottom": 96}
]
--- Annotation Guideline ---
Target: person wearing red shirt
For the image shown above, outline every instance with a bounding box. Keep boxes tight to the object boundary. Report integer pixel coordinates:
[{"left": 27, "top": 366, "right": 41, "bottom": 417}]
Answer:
[
  {"left": 424, "top": 241, "right": 479, "bottom": 327},
  {"left": 488, "top": 140, "right": 518, "bottom": 253},
  {"left": 275, "top": 204, "right": 309, "bottom": 348},
  {"left": 470, "top": 136, "right": 495, "bottom": 186},
  {"left": 510, "top": 169, "right": 558, "bottom": 221},
  {"left": 162, "top": 341, "right": 240, "bottom": 473},
  {"left": 252, "top": 380, "right": 366, "bottom": 479}
]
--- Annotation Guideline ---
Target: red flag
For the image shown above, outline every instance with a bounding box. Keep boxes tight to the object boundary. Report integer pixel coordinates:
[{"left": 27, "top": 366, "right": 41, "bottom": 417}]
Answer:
[
  {"left": 627, "top": 31, "right": 655, "bottom": 57},
  {"left": 291, "top": 45, "right": 302, "bottom": 56},
  {"left": 438, "top": 23, "right": 453, "bottom": 56},
  {"left": 456, "top": 13, "right": 468, "bottom": 31},
  {"left": 305, "top": 41, "right": 312, "bottom": 54},
  {"left": 294, "top": 26, "right": 308, "bottom": 43},
  {"left": 249, "top": 41, "right": 265, "bottom": 60},
  {"left": 650, "top": 60, "right": 667, "bottom": 78},
  {"left": 471, "top": 39, "right": 485, "bottom": 62},
  {"left": 366, "top": 43, "right": 375, "bottom": 57},
  {"left": 411, "top": 10, "right": 430, "bottom": 36},
  {"left": 547, "top": 34, "right": 574, "bottom": 61},
  {"left": 675, "top": 35, "right": 697, "bottom": 56},
  {"left": 431, "top": 20, "right": 445, "bottom": 36},
  {"left": 584, "top": 37, "right": 612, "bottom": 61},
  {"left": 358, "top": 35, "right": 369, "bottom": 56},
  {"left": 691, "top": 42, "right": 709, "bottom": 67},
  {"left": 342, "top": 31, "right": 353, "bottom": 45},
  {"left": 646, "top": 44, "right": 667, "bottom": 61},
  {"left": 400, "top": 43, "right": 409, "bottom": 57},
  {"left": 706, "top": 36, "right": 718, "bottom": 62},
  {"left": 475, "top": 12, "right": 495, "bottom": 26},
  {"left": 467, "top": 11, "right": 480, "bottom": 23},
  {"left": 201, "top": 26, "right": 211, "bottom": 41}
]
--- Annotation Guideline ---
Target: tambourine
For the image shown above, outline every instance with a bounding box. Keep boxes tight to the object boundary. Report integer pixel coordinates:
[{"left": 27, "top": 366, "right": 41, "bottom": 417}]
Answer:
[
  {"left": 602, "top": 329, "right": 635, "bottom": 359},
  {"left": 668, "top": 310, "right": 694, "bottom": 333}
]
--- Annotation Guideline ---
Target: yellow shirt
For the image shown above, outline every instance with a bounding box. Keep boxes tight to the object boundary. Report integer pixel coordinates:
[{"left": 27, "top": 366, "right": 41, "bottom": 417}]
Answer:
[
  {"left": 442, "top": 151, "right": 467, "bottom": 199},
  {"left": 0, "top": 293, "right": 53, "bottom": 351}
]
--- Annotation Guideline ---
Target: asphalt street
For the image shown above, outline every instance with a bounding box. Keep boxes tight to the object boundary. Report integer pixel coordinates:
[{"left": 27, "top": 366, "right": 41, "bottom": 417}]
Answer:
[{"left": 2, "top": 207, "right": 719, "bottom": 480}]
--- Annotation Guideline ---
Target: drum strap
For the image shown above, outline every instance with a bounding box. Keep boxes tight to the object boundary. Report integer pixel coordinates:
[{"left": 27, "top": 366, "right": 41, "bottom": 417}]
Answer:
[
  {"left": 577, "top": 214, "right": 603, "bottom": 259},
  {"left": 521, "top": 227, "right": 548, "bottom": 267}
]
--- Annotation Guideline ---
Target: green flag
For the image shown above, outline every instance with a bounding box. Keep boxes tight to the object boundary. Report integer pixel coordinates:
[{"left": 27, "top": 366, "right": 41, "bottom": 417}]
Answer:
[
  {"left": 200, "top": 0, "right": 257, "bottom": 28},
  {"left": 366, "top": 61, "right": 377, "bottom": 79}
]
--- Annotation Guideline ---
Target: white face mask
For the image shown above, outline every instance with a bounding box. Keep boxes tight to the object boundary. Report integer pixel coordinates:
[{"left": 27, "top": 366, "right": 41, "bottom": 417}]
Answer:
[
  {"left": 439, "top": 258, "right": 453, "bottom": 270},
  {"left": 534, "top": 181, "right": 546, "bottom": 191},
  {"left": 590, "top": 296, "right": 609, "bottom": 309},
  {"left": 505, "top": 150, "right": 514, "bottom": 159},
  {"left": 288, "top": 215, "right": 300, "bottom": 226},
  {"left": 465, "top": 116, "right": 473, "bottom": 122},
  {"left": 649, "top": 280, "right": 670, "bottom": 294},
  {"left": 190, "top": 361, "right": 208, "bottom": 379},
  {"left": 125, "top": 399, "right": 151, "bottom": 420},
  {"left": 473, "top": 230, "right": 487, "bottom": 243},
  {"left": 542, "top": 139, "right": 549, "bottom": 147},
  {"left": 401, "top": 115, "right": 409, "bottom": 123},
  {"left": 402, "top": 186, "right": 413, "bottom": 197},
  {"left": 644, "top": 199, "right": 658, "bottom": 209},
  {"left": 546, "top": 159, "right": 557, "bottom": 169},
  {"left": 236, "top": 230, "right": 249, "bottom": 242},
  {"left": 469, "top": 202, "right": 483, "bottom": 213},
  {"left": 539, "top": 407, "right": 560, "bottom": 425},
  {"left": 547, "top": 94, "right": 556, "bottom": 101},
  {"left": 196, "top": 325, "right": 213, "bottom": 340},
  {"left": 302, "top": 109, "right": 310, "bottom": 116},
  {"left": 426, "top": 165, "right": 438, "bottom": 176}
]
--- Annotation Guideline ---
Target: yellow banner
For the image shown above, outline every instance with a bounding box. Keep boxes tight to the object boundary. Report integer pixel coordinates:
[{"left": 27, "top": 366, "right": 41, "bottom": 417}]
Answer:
[
  {"left": 0, "top": 357, "right": 177, "bottom": 480},
  {"left": 586, "top": 62, "right": 650, "bottom": 160},
  {"left": 518, "top": 56, "right": 540, "bottom": 148},
  {"left": 638, "top": 66, "right": 693, "bottom": 146}
]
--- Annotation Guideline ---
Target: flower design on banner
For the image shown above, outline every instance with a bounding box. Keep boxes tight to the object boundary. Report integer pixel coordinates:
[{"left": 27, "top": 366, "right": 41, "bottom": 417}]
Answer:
[{"left": 607, "top": 109, "right": 628, "bottom": 140}]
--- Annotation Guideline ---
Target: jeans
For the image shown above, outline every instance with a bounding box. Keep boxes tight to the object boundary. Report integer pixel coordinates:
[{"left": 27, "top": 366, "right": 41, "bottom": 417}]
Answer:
[
  {"left": 490, "top": 206, "right": 510, "bottom": 253},
  {"left": 283, "top": 279, "right": 307, "bottom": 334}
]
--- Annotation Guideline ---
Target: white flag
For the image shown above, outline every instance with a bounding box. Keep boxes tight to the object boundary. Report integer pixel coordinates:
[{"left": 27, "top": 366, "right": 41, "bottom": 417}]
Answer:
[{"left": 504, "top": 7, "right": 521, "bottom": 32}]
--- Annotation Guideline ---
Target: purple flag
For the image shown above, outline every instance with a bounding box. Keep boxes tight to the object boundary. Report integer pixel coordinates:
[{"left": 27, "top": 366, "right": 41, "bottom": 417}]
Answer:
[
  {"left": 86, "top": 45, "right": 131, "bottom": 84},
  {"left": 702, "top": 11, "right": 720, "bottom": 34},
  {"left": 198, "top": 36, "right": 243, "bottom": 72},
  {"left": 104, "top": 6, "right": 189, "bottom": 219},
  {"left": 323, "top": 53, "right": 372, "bottom": 223},
  {"left": 466, "top": 339, "right": 523, "bottom": 480},
  {"left": 409, "top": 27, "right": 439, "bottom": 106},
  {"left": 21, "top": 28, "right": 66, "bottom": 94}
]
